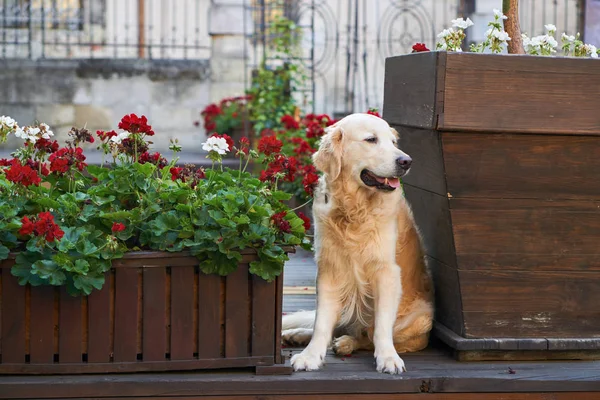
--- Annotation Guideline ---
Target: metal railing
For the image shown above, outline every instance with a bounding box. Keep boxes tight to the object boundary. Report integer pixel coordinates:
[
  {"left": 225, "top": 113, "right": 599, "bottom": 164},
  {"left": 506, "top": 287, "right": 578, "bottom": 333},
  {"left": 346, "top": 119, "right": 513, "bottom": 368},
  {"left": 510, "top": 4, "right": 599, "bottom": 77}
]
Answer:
[{"left": 0, "top": 0, "right": 211, "bottom": 59}]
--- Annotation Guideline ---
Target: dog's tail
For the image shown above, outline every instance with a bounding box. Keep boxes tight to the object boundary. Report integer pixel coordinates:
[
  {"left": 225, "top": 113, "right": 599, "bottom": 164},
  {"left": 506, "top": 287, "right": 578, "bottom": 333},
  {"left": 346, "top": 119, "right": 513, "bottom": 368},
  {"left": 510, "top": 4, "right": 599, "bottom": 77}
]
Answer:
[{"left": 282, "top": 310, "right": 315, "bottom": 330}]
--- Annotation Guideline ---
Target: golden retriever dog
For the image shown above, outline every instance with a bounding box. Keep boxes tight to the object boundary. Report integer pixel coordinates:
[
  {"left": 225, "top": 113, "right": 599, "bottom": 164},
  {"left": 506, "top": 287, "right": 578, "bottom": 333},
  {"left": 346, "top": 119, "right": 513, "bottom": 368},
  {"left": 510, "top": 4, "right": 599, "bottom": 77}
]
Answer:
[{"left": 281, "top": 113, "right": 433, "bottom": 374}]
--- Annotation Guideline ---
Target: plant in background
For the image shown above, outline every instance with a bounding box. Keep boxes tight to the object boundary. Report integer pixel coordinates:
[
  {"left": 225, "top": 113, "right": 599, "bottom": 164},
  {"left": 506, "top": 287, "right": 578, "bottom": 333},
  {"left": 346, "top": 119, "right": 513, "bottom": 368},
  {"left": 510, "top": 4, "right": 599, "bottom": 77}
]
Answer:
[
  {"left": 247, "top": 14, "right": 308, "bottom": 136},
  {"left": 0, "top": 114, "right": 310, "bottom": 296},
  {"left": 561, "top": 32, "right": 599, "bottom": 58},
  {"left": 197, "top": 95, "right": 251, "bottom": 138}
]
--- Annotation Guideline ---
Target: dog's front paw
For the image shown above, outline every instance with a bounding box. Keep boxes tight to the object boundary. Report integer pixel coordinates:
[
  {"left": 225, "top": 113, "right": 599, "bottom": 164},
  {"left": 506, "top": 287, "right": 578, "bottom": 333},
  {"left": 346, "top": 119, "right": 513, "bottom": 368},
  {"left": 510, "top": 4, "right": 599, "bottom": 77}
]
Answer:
[
  {"left": 375, "top": 351, "right": 406, "bottom": 374},
  {"left": 290, "top": 349, "right": 325, "bottom": 372}
]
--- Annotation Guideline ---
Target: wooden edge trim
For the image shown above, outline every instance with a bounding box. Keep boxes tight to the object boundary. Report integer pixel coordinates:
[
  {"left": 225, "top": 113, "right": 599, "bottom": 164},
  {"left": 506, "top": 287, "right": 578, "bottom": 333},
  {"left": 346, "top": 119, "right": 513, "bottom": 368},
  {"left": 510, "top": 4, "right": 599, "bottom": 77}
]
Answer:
[
  {"left": 0, "top": 356, "right": 274, "bottom": 375},
  {"left": 0, "top": 246, "right": 297, "bottom": 268},
  {"left": 434, "top": 322, "right": 600, "bottom": 351}
]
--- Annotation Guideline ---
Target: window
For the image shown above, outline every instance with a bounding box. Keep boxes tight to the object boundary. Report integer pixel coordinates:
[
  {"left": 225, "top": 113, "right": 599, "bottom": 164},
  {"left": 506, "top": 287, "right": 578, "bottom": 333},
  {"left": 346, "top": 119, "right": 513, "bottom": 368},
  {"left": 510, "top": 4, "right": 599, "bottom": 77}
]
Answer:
[{"left": 1, "top": 0, "right": 83, "bottom": 30}]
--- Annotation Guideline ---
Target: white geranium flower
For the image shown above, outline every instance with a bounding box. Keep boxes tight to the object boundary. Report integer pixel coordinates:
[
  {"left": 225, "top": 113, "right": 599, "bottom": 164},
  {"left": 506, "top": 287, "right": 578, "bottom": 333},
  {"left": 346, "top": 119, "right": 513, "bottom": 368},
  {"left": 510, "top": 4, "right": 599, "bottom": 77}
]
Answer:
[
  {"left": 110, "top": 131, "right": 130, "bottom": 144},
  {"left": 545, "top": 24, "right": 557, "bottom": 32},
  {"left": 39, "top": 123, "right": 54, "bottom": 139},
  {"left": 202, "top": 136, "right": 229, "bottom": 155},
  {"left": 437, "top": 28, "right": 454, "bottom": 38},
  {"left": 493, "top": 9, "right": 508, "bottom": 20},
  {"left": 546, "top": 35, "right": 558, "bottom": 48},
  {"left": 451, "top": 18, "right": 474, "bottom": 30},
  {"left": 584, "top": 44, "right": 599, "bottom": 58},
  {"left": 0, "top": 115, "right": 18, "bottom": 129},
  {"left": 562, "top": 33, "right": 576, "bottom": 42},
  {"left": 491, "top": 30, "right": 511, "bottom": 41}
]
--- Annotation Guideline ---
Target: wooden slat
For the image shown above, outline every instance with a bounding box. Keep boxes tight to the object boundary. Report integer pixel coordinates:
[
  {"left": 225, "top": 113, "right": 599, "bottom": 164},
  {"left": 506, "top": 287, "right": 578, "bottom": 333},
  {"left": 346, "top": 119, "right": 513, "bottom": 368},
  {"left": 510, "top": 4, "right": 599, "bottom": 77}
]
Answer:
[
  {"left": 142, "top": 267, "right": 166, "bottom": 362},
  {"left": 442, "top": 133, "right": 600, "bottom": 200},
  {"left": 459, "top": 269, "right": 600, "bottom": 313},
  {"left": 462, "top": 311, "right": 600, "bottom": 339},
  {"left": 29, "top": 286, "right": 55, "bottom": 364},
  {"left": 113, "top": 268, "right": 139, "bottom": 362},
  {"left": 58, "top": 288, "right": 82, "bottom": 363},
  {"left": 426, "top": 257, "right": 463, "bottom": 337},
  {"left": 87, "top": 272, "right": 111, "bottom": 363},
  {"left": 456, "top": 253, "right": 600, "bottom": 272},
  {"left": 383, "top": 52, "right": 442, "bottom": 129},
  {"left": 394, "top": 126, "right": 447, "bottom": 196},
  {"left": 251, "top": 276, "right": 276, "bottom": 357},
  {"left": 1, "top": 269, "right": 26, "bottom": 363},
  {"left": 225, "top": 265, "right": 249, "bottom": 358},
  {"left": 403, "top": 184, "right": 457, "bottom": 268},
  {"left": 0, "top": 356, "right": 273, "bottom": 375},
  {"left": 170, "top": 266, "right": 194, "bottom": 360},
  {"left": 441, "top": 53, "right": 600, "bottom": 135},
  {"left": 197, "top": 273, "right": 222, "bottom": 359},
  {"left": 274, "top": 273, "right": 284, "bottom": 364},
  {"left": 450, "top": 206, "right": 600, "bottom": 257}
]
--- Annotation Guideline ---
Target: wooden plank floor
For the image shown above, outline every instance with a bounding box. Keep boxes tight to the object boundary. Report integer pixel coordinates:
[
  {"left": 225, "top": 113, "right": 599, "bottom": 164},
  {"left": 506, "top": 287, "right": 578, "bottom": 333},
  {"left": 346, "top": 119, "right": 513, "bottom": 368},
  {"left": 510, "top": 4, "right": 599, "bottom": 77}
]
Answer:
[{"left": 1, "top": 345, "right": 599, "bottom": 399}]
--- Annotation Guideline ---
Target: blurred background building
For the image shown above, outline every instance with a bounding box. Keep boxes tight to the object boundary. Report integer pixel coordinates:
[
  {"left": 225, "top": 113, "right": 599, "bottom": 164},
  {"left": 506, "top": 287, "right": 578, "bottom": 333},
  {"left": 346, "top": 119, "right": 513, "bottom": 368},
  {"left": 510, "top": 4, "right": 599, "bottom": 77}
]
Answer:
[{"left": 0, "top": 0, "right": 591, "bottom": 157}]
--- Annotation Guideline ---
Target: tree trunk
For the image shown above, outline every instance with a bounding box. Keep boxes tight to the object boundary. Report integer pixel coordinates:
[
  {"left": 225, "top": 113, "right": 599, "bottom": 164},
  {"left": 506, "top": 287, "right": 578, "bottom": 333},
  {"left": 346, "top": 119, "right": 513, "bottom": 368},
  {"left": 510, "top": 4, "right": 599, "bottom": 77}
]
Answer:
[{"left": 503, "top": 0, "right": 525, "bottom": 54}]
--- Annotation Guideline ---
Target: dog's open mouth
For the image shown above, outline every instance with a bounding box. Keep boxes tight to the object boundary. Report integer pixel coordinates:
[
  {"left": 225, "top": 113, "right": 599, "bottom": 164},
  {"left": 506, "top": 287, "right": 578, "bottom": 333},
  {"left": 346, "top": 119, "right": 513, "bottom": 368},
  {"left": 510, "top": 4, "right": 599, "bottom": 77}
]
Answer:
[{"left": 360, "top": 169, "right": 401, "bottom": 191}]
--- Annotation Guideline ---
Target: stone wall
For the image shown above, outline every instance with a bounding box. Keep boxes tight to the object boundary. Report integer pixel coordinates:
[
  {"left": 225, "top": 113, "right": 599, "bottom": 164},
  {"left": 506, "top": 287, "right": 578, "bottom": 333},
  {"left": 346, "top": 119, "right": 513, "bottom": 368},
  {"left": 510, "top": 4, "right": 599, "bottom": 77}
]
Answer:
[{"left": 0, "top": 58, "right": 211, "bottom": 158}]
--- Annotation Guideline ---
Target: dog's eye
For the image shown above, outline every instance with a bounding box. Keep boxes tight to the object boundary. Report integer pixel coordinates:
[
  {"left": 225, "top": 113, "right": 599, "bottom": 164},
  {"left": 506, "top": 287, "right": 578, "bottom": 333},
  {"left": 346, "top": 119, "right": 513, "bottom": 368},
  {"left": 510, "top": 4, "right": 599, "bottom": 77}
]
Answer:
[{"left": 365, "top": 137, "right": 377, "bottom": 143}]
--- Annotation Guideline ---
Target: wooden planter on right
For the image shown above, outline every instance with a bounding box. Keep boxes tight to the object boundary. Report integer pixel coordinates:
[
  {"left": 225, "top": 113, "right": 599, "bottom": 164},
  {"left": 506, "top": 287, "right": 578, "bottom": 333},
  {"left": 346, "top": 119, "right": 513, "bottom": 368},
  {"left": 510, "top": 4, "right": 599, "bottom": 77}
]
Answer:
[{"left": 384, "top": 51, "right": 600, "bottom": 361}]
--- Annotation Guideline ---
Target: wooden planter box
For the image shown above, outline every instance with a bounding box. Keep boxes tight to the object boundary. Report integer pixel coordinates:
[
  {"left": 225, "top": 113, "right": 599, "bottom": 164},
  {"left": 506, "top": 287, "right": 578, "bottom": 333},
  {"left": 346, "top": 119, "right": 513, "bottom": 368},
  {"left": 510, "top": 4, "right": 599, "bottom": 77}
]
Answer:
[
  {"left": 383, "top": 51, "right": 600, "bottom": 360},
  {"left": 0, "top": 251, "right": 289, "bottom": 374}
]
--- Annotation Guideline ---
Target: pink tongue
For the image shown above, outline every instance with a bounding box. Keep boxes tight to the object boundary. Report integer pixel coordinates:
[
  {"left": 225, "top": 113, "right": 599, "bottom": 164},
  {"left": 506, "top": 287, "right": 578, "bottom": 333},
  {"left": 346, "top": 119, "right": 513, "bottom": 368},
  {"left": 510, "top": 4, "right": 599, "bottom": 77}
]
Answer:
[{"left": 374, "top": 176, "right": 400, "bottom": 188}]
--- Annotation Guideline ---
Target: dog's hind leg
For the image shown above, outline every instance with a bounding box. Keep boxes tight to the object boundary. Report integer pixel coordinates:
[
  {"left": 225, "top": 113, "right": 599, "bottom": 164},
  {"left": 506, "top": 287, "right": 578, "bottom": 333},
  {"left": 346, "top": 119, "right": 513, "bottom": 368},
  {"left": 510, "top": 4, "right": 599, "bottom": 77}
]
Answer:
[
  {"left": 282, "top": 328, "right": 313, "bottom": 347},
  {"left": 392, "top": 305, "right": 433, "bottom": 353},
  {"left": 282, "top": 310, "right": 315, "bottom": 330},
  {"left": 332, "top": 333, "right": 373, "bottom": 356}
]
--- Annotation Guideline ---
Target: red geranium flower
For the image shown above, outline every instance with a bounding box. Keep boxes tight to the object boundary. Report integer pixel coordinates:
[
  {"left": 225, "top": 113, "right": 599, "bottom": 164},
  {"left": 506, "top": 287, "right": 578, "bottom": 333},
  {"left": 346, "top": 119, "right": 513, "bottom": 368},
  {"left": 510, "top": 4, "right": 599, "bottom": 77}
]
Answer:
[
  {"left": 412, "top": 43, "right": 430, "bottom": 53},
  {"left": 118, "top": 113, "right": 155, "bottom": 136},
  {"left": 259, "top": 155, "right": 298, "bottom": 183},
  {"left": 271, "top": 211, "right": 291, "bottom": 234},
  {"left": 97, "top": 130, "right": 118, "bottom": 141},
  {"left": 239, "top": 137, "right": 250, "bottom": 155},
  {"left": 170, "top": 167, "right": 184, "bottom": 181},
  {"left": 290, "top": 138, "right": 315, "bottom": 156},
  {"left": 25, "top": 160, "right": 50, "bottom": 176},
  {"left": 33, "top": 212, "right": 64, "bottom": 242},
  {"left": 258, "top": 135, "right": 283, "bottom": 156},
  {"left": 281, "top": 115, "right": 300, "bottom": 130},
  {"left": 367, "top": 108, "right": 381, "bottom": 118},
  {"left": 49, "top": 147, "right": 87, "bottom": 173},
  {"left": 112, "top": 222, "right": 126, "bottom": 233},
  {"left": 139, "top": 151, "right": 168, "bottom": 168},
  {"left": 5, "top": 160, "right": 41, "bottom": 187},
  {"left": 19, "top": 216, "right": 35, "bottom": 235},
  {"left": 297, "top": 211, "right": 311, "bottom": 231},
  {"left": 305, "top": 121, "right": 325, "bottom": 139},
  {"left": 210, "top": 133, "right": 234, "bottom": 151},
  {"left": 34, "top": 138, "right": 59, "bottom": 154}
]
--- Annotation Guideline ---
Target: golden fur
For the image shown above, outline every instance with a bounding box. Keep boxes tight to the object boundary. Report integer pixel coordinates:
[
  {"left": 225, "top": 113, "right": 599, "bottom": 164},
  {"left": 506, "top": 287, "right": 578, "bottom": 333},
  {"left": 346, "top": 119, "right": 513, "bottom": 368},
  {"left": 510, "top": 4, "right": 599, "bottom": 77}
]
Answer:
[{"left": 282, "top": 113, "right": 434, "bottom": 373}]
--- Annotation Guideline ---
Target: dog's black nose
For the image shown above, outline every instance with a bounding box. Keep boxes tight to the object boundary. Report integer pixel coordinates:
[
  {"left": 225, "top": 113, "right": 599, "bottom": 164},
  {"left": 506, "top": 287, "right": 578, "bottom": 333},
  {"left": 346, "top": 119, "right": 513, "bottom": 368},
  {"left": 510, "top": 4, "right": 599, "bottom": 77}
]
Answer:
[{"left": 396, "top": 155, "right": 412, "bottom": 170}]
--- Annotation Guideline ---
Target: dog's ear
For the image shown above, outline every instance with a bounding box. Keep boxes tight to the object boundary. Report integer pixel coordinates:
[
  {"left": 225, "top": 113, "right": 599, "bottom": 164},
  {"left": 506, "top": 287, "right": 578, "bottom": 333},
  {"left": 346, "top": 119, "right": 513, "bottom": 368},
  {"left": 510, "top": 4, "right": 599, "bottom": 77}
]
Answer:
[
  {"left": 313, "top": 125, "right": 343, "bottom": 180},
  {"left": 390, "top": 127, "right": 400, "bottom": 138}
]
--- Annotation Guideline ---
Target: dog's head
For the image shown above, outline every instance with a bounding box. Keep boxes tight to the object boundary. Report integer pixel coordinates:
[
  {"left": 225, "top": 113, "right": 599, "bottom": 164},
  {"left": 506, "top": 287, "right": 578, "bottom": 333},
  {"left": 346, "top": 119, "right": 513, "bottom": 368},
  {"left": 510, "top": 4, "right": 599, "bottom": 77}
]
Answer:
[{"left": 313, "top": 113, "right": 411, "bottom": 192}]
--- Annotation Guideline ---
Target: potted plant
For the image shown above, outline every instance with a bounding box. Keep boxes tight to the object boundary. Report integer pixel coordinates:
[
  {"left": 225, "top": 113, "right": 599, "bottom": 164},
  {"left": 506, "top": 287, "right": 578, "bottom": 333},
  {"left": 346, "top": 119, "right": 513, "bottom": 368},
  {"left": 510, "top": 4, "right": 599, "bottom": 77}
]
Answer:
[
  {"left": 383, "top": 2, "right": 600, "bottom": 360},
  {"left": 0, "top": 113, "right": 310, "bottom": 374},
  {"left": 197, "top": 95, "right": 252, "bottom": 146}
]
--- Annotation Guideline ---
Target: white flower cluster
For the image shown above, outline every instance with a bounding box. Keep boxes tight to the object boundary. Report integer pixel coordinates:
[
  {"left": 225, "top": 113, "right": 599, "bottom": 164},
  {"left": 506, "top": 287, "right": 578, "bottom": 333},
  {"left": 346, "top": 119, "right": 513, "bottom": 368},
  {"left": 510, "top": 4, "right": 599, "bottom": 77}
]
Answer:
[
  {"left": 522, "top": 24, "right": 559, "bottom": 56},
  {"left": 471, "top": 9, "right": 511, "bottom": 54},
  {"left": 436, "top": 17, "right": 474, "bottom": 52},
  {"left": 561, "top": 32, "right": 598, "bottom": 58},
  {"left": 202, "top": 136, "right": 230, "bottom": 155},
  {"left": 2, "top": 117, "right": 54, "bottom": 144}
]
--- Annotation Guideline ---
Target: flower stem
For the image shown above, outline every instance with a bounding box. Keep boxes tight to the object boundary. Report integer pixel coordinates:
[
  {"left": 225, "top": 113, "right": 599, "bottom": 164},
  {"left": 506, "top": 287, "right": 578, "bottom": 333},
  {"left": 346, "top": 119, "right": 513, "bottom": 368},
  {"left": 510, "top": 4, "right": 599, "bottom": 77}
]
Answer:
[{"left": 289, "top": 198, "right": 313, "bottom": 212}]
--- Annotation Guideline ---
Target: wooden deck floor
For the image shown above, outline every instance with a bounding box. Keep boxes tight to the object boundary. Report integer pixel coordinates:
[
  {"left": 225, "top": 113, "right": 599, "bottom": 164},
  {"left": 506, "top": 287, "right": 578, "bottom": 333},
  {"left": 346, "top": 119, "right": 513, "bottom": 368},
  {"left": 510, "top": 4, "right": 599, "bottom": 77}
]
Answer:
[{"left": 1, "top": 345, "right": 599, "bottom": 399}]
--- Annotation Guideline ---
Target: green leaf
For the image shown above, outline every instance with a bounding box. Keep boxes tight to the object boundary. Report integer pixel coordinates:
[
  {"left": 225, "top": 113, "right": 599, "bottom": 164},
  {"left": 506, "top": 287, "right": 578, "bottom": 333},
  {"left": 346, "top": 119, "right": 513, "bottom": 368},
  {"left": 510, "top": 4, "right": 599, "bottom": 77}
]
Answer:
[
  {"left": 0, "top": 245, "right": 9, "bottom": 260},
  {"left": 73, "top": 274, "right": 105, "bottom": 296},
  {"left": 151, "top": 212, "right": 180, "bottom": 235},
  {"left": 75, "top": 239, "right": 98, "bottom": 256},
  {"left": 31, "top": 260, "right": 67, "bottom": 285},
  {"left": 272, "top": 191, "right": 292, "bottom": 201}
]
